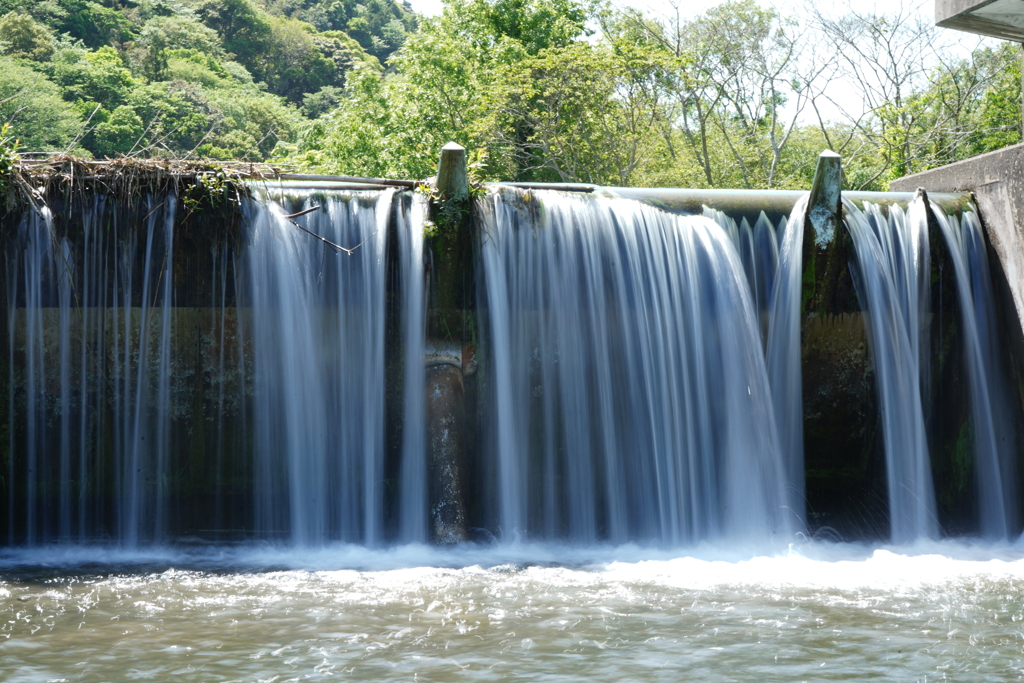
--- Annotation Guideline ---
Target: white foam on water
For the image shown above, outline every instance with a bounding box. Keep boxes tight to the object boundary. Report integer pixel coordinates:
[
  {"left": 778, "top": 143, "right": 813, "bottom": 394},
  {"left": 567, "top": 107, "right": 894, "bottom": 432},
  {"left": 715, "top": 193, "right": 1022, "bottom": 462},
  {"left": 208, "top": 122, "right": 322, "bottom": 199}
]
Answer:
[{"left": 3, "top": 539, "right": 1024, "bottom": 589}]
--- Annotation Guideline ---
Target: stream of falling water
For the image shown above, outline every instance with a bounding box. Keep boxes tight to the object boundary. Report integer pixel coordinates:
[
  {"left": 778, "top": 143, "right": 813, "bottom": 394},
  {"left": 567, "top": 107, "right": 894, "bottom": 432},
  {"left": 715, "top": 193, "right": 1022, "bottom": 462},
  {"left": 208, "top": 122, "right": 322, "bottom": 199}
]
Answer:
[
  {"left": 479, "top": 189, "right": 792, "bottom": 545},
  {"left": 929, "top": 201, "right": 1018, "bottom": 539},
  {"left": 846, "top": 200, "right": 938, "bottom": 542},
  {"left": 242, "top": 188, "right": 406, "bottom": 545}
]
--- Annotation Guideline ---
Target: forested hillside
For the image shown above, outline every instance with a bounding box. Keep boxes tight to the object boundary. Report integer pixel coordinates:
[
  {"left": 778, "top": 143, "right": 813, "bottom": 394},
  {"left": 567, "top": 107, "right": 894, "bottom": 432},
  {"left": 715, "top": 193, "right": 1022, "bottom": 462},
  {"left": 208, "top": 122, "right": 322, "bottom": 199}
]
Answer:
[
  {"left": 0, "top": 0, "right": 1019, "bottom": 189},
  {"left": 0, "top": 0, "right": 413, "bottom": 160}
]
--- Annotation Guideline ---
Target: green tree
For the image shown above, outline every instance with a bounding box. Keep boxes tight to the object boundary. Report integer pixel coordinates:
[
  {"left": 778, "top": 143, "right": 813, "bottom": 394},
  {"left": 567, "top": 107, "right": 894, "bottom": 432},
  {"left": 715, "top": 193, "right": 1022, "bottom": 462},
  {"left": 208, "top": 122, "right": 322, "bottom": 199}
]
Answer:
[
  {"left": 0, "top": 1, "right": 66, "bottom": 27},
  {"left": 194, "top": 0, "right": 273, "bottom": 67},
  {"left": 125, "top": 80, "right": 218, "bottom": 155},
  {"left": 46, "top": 44, "right": 139, "bottom": 107},
  {"left": 284, "top": 0, "right": 602, "bottom": 179},
  {"left": 258, "top": 16, "right": 339, "bottom": 102},
  {"left": 0, "top": 10, "right": 56, "bottom": 61},
  {"left": 449, "top": 0, "right": 593, "bottom": 55},
  {"left": 301, "top": 84, "right": 342, "bottom": 118},
  {"left": 91, "top": 104, "right": 144, "bottom": 156},
  {"left": 285, "top": 63, "right": 398, "bottom": 175},
  {"left": 58, "top": 0, "right": 137, "bottom": 48},
  {"left": 138, "top": 14, "right": 225, "bottom": 56},
  {"left": 968, "top": 44, "right": 1021, "bottom": 155},
  {"left": 0, "top": 55, "right": 81, "bottom": 152},
  {"left": 500, "top": 43, "right": 664, "bottom": 185}
]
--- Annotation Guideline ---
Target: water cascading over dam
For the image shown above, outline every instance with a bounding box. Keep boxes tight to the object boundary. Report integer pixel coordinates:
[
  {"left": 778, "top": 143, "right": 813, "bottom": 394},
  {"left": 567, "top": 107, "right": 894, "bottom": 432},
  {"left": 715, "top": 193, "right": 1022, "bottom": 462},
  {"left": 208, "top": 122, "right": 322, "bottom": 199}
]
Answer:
[
  {"left": 478, "top": 190, "right": 791, "bottom": 543},
  {"left": 2, "top": 168, "right": 1021, "bottom": 546}
]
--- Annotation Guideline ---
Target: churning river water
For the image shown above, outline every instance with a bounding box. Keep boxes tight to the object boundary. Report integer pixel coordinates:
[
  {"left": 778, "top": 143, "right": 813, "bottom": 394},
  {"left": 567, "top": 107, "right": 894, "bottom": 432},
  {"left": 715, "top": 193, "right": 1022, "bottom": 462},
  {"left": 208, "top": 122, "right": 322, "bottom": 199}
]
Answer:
[{"left": 3, "top": 541, "right": 1024, "bottom": 682}]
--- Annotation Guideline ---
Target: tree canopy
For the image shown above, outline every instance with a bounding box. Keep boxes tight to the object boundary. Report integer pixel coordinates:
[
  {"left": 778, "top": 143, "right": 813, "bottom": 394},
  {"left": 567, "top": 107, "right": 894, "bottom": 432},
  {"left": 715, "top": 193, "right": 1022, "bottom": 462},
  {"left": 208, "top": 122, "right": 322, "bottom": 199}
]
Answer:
[{"left": 0, "top": 0, "right": 1017, "bottom": 189}]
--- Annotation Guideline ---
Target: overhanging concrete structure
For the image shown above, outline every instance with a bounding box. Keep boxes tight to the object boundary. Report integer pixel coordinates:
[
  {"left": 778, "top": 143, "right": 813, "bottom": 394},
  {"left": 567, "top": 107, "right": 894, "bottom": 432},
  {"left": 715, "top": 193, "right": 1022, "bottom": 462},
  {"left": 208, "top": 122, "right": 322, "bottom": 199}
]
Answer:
[{"left": 938, "top": 0, "right": 1024, "bottom": 42}]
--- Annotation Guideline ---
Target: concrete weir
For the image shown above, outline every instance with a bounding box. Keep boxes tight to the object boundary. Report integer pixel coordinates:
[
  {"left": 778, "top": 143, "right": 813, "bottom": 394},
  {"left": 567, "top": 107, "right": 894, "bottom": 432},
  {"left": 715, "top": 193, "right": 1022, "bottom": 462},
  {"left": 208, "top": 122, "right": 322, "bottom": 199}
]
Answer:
[{"left": 6, "top": 143, "right": 1022, "bottom": 545}]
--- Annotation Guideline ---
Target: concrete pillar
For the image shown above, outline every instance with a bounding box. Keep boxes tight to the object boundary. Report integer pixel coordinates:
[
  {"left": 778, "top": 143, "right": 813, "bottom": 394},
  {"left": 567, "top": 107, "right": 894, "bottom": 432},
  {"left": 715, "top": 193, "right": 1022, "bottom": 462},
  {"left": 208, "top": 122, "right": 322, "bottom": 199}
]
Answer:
[
  {"left": 425, "top": 362, "right": 468, "bottom": 544},
  {"left": 436, "top": 142, "right": 469, "bottom": 199},
  {"left": 807, "top": 150, "right": 842, "bottom": 245}
]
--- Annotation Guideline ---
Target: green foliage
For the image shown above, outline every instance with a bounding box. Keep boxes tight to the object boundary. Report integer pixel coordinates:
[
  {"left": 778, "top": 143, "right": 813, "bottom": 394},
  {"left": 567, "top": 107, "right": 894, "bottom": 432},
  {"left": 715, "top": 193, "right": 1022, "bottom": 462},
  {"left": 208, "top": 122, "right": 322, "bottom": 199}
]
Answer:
[
  {"left": 427, "top": 0, "right": 592, "bottom": 57},
  {"left": 202, "top": 87, "right": 302, "bottom": 157},
  {"left": 138, "top": 14, "right": 224, "bottom": 56},
  {"left": 259, "top": 16, "right": 339, "bottom": 102},
  {"left": 194, "top": 0, "right": 272, "bottom": 63},
  {"left": 182, "top": 168, "right": 234, "bottom": 211},
  {"left": 0, "top": 122, "right": 19, "bottom": 195},
  {"left": 125, "top": 80, "right": 218, "bottom": 153},
  {"left": 164, "top": 48, "right": 231, "bottom": 86},
  {"left": 0, "top": 0, "right": 1019, "bottom": 186},
  {"left": 974, "top": 44, "right": 1022, "bottom": 154},
  {"left": 0, "top": 0, "right": 406, "bottom": 161},
  {"left": 91, "top": 104, "right": 144, "bottom": 156},
  {"left": 46, "top": 44, "right": 139, "bottom": 107},
  {"left": 262, "top": 0, "right": 416, "bottom": 62},
  {"left": 0, "top": 1, "right": 67, "bottom": 26},
  {"left": 0, "top": 55, "right": 81, "bottom": 152},
  {"left": 504, "top": 42, "right": 664, "bottom": 185},
  {"left": 0, "top": 10, "right": 56, "bottom": 60},
  {"left": 58, "top": 0, "right": 137, "bottom": 48},
  {"left": 301, "top": 84, "right": 342, "bottom": 118}
]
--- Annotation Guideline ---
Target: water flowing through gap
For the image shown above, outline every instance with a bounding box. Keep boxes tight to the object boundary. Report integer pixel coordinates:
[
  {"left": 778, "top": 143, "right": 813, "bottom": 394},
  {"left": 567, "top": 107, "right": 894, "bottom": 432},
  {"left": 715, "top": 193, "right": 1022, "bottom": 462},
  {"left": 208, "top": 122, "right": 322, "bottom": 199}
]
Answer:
[
  {"left": 397, "top": 193, "right": 428, "bottom": 544},
  {"left": 2, "top": 188, "right": 414, "bottom": 546},
  {"left": 5, "top": 199, "right": 180, "bottom": 546}
]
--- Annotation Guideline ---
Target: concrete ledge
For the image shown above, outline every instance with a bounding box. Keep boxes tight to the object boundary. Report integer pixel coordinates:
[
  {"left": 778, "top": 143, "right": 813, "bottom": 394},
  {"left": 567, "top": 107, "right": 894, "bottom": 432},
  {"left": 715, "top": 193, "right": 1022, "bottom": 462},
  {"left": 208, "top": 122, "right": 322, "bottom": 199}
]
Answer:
[
  {"left": 936, "top": 0, "right": 1024, "bottom": 41},
  {"left": 892, "top": 143, "right": 1024, "bottom": 336},
  {"left": 937, "top": 0, "right": 998, "bottom": 19}
]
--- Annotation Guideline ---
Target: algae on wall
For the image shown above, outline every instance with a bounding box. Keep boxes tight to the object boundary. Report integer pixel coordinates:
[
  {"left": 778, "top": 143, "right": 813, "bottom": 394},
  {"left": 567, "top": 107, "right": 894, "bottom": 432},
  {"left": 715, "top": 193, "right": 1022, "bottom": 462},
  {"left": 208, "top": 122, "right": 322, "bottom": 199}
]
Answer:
[{"left": 0, "top": 170, "right": 257, "bottom": 542}]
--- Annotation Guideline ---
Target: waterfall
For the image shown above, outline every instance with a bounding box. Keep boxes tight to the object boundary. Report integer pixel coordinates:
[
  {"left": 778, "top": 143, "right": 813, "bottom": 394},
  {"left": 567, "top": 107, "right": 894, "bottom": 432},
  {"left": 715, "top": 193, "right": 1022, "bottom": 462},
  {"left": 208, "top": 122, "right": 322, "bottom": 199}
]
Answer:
[
  {"left": 478, "top": 189, "right": 791, "bottom": 543},
  {"left": 927, "top": 200, "right": 1017, "bottom": 538},
  {"left": 243, "top": 189, "right": 393, "bottom": 545},
  {"left": 765, "top": 198, "right": 808, "bottom": 531},
  {"left": 2, "top": 183, "right": 1019, "bottom": 548},
  {"left": 3, "top": 189, "right": 404, "bottom": 546},
  {"left": 705, "top": 209, "right": 782, "bottom": 343},
  {"left": 5, "top": 197, "right": 178, "bottom": 545},
  {"left": 705, "top": 204, "right": 804, "bottom": 527},
  {"left": 398, "top": 193, "right": 428, "bottom": 543},
  {"left": 845, "top": 201, "right": 937, "bottom": 542}
]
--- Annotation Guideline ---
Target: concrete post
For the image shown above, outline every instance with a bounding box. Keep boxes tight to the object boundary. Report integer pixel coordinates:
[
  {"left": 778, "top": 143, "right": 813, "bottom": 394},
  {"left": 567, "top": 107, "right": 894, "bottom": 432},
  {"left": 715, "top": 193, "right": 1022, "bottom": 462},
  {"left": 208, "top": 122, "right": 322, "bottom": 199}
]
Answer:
[
  {"left": 423, "top": 142, "right": 473, "bottom": 544},
  {"left": 807, "top": 150, "right": 843, "bottom": 245},
  {"left": 436, "top": 142, "right": 469, "bottom": 198}
]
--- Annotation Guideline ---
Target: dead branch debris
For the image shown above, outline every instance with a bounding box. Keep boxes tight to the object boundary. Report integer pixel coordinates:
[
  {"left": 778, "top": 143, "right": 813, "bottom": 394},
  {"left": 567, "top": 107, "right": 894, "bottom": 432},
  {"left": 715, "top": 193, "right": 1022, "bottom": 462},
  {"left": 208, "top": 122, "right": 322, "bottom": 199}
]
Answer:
[{"left": 8, "top": 156, "right": 281, "bottom": 210}]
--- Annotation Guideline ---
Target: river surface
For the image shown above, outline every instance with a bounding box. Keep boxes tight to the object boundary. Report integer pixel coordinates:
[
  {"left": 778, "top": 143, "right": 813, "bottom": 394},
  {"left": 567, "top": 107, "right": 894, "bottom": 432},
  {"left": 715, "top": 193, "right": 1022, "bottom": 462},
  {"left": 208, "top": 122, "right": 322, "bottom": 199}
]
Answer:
[{"left": 3, "top": 540, "right": 1024, "bottom": 682}]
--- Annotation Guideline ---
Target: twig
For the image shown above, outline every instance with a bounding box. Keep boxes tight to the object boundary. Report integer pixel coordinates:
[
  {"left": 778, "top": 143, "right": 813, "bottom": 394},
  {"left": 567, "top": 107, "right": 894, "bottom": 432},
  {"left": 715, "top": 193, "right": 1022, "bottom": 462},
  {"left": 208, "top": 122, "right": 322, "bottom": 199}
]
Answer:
[
  {"left": 287, "top": 217, "right": 354, "bottom": 255},
  {"left": 283, "top": 204, "right": 379, "bottom": 256},
  {"left": 283, "top": 205, "right": 321, "bottom": 219}
]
